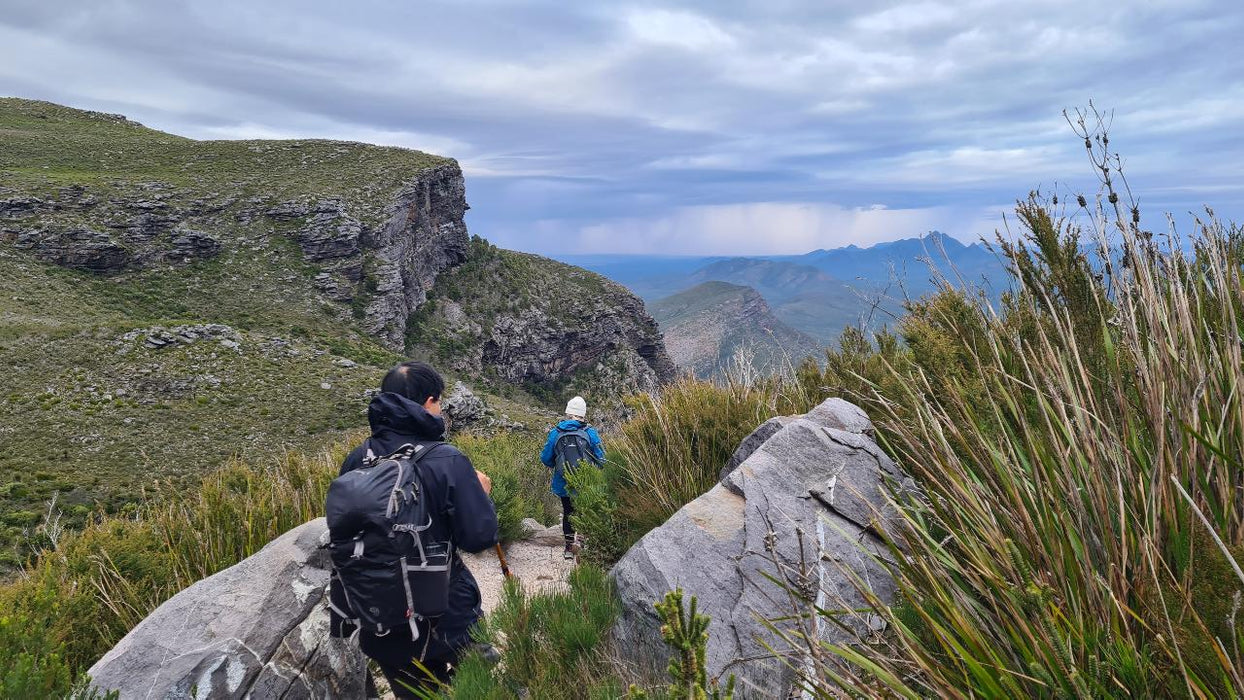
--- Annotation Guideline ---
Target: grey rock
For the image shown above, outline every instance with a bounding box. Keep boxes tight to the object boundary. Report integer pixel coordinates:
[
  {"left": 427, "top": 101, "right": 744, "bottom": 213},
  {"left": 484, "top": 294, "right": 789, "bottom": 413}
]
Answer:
[
  {"left": 531, "top": 524, "right": 568, "bottom": 547},
  {"left": 87, "top": 518, "right": 366, "bottom": 699},
  {"left": 0, "top": 195, "right": 49, "bottom": 218},
  {"left": 718, "top": 416, "right": 792, "bottom": 493},
  {"left": 167, "top": 228, "right": 221, "bottom": 262},
  {"left": 519, "top": 518, "right": 546, "bottom": 539},
  {"left": 292, "top": 200, "right": 363, "bottom": 262},
  {"left": 443, "top": 381, "right": 486, "bottom": 431},
  {"left": 360, "top": 166, "right": 470, "bottom": 349},
  {"left": 13, "top": 226, "right": 130, "bottom": 272},
  {"left": 610, "top": 398, "right": 905, "bottom": 697}
]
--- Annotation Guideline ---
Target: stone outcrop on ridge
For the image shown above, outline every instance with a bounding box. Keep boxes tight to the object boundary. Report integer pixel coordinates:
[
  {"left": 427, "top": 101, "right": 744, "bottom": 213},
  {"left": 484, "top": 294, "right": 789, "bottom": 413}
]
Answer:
[{"left": 610, "top": 398, "right": 908, "bottom": 697}]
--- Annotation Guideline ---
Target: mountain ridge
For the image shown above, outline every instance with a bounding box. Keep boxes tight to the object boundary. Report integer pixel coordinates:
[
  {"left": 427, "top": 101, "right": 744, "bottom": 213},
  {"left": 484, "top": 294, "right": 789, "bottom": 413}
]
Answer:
[
  {"left": 0, "top": 98, "right": 671, "bottom": 567},
  {"left": 650, "top": 280, "right": 820, "bottom": 378}
]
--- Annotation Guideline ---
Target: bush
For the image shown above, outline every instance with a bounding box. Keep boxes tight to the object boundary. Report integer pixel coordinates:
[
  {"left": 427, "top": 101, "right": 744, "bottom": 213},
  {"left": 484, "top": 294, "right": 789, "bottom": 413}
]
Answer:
[
  {"left": 448, "top": 564, "right": 621, "bottom": 698},
  {"left": 455, "top": 432, "right": 559, "bottom": 543}
]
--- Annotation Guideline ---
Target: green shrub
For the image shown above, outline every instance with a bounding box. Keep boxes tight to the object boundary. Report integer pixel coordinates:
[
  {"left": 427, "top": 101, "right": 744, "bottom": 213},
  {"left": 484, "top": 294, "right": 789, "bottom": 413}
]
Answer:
[
  {"left": 449, "top": 563, "right": 621, "bottom": 698},
  {"left": 455, "top": 432, "right": 558, "bottom": 542},
  {"left": 566, "top": 458, "right": 634, "bottom": 566}
]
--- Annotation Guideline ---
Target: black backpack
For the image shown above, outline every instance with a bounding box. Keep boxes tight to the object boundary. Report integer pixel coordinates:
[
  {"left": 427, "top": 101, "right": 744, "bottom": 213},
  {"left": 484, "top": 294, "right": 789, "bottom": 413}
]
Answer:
[
  {"left": 552, "top": 426, "right": 602, "bottom": 481},
  {"left": 325, "top": 441, "right": 451, "bottom": 640}
]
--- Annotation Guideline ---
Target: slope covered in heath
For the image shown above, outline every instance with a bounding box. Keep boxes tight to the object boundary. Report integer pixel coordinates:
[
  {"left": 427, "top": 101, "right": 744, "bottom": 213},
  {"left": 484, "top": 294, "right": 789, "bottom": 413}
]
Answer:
[{"left": 0, "top": 99, "right": 668, "bottom": 569}]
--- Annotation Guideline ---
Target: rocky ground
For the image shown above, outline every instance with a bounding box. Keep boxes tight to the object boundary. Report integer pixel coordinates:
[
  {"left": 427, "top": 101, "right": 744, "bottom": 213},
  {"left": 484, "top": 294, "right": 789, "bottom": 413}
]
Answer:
[{"left": 461, "top": 518, "right": 577, "bottom": 613}]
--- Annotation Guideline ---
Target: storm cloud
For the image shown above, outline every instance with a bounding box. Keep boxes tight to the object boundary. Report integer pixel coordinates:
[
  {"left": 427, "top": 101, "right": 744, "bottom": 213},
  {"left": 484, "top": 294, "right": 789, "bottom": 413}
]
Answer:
[{"left": 3, "top": 0, "right": 1242, "bottom": 254}]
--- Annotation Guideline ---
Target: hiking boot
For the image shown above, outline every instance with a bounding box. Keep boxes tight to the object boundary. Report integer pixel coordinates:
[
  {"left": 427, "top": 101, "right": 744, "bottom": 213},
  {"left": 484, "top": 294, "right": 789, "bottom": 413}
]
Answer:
[
  {"left": 563, "top": 546, "right": 575, "bottom": 560},
  {"left": 471, "top": 642, "right": 502, "bottom": 665},
  {"left": 564, "top": 538, "right": 581, "bottom": 559}
]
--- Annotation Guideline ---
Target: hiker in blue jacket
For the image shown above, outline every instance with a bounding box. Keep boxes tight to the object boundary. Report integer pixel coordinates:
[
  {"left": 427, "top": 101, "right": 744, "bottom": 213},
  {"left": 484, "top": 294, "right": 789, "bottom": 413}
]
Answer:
[{"left": 540, "top": 395, "right": 604, "bottom": 559}]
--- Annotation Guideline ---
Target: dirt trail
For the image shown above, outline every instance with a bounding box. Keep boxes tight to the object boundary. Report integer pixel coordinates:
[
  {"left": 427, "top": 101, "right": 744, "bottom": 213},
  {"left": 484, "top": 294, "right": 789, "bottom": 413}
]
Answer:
[{"left": 461, "top": 536, "right": 576, "bottom": 613}]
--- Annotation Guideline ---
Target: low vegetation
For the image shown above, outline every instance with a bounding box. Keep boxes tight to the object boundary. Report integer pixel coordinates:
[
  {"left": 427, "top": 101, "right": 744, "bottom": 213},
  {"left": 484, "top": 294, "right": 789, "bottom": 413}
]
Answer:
[
  {"left": 0, "top": 431, "right": 553, "bottom": 697},
  {"left": 512, "top": 110, "right": 1244, "bottom": 697}
]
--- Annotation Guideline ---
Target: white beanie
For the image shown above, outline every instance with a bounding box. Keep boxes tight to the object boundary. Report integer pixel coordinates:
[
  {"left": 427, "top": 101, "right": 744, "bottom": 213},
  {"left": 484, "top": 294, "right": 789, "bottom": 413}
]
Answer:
[{"left": 565, "top": 395, "right": 587, "bottom": 418}]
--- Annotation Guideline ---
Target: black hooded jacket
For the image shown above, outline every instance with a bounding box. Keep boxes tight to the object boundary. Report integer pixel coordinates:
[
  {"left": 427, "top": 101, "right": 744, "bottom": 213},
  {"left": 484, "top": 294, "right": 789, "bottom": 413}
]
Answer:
[{"left": 335, "top": 391, "right": 499, "bottom": 663}]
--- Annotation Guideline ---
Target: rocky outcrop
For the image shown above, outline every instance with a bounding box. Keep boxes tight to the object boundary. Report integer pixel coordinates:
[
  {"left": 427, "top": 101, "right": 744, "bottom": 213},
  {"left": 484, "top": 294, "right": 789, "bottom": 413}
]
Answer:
[
  {"left": 87, "top": 519, "right": 365, "bottom": 699},
  {"left": 477, "top": 289, "right": 673, "bottom": 394},
  {"left": 260, "top": 170, "right": 469, "bottom": 349},
  {"left": 443, "top": 380, "right": 486, "bottom": 430},
  {"left": 1, "top": 186, "right": 223, "bottom": 272},
  {"left": 11, "top": 226, "right": 131, "bottom": 272},
  {"left": 610, "top": 398, "right": 907, "bottom": 697},
  {"left": 361, "top": 166, "right": 469, "bottom": 348},
  {"left": 2, "top": 123, "right": 468, "bottom": 351},
  {"left": 413, "top": 244, "right": 674, "bottom": 419}
]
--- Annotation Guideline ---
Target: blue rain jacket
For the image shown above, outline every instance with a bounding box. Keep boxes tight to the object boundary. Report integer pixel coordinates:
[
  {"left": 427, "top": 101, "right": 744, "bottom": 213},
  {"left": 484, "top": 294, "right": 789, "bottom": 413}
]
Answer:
[{"left": 540, "top": 419, "right": 604, "bottom": 497}]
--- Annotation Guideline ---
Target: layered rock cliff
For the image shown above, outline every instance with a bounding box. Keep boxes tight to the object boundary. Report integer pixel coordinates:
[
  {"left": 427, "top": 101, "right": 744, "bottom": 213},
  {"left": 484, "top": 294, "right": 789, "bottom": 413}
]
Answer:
[
  {"left": 1, "top": 118, "right": 468, "bottom": 351},
  {"left": 409, "top": 238, "right": 675, "bottom": 420}
]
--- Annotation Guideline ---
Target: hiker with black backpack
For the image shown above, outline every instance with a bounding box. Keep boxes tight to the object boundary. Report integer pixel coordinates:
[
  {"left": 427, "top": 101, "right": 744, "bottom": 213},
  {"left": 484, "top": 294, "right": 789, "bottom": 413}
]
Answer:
[
  {"left": 326, "top": 361, "right": 498, "bottom": 697},
  {"left": 540, "top": 395, "right": 604, "bottom": 560}
]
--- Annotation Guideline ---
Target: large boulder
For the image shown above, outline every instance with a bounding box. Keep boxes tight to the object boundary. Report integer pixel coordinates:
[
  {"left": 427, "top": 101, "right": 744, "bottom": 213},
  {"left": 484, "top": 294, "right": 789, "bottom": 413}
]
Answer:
[
  {"left": 610, "top": 398, "right": 907, "bottom": 697},
  {"left": 87, "top": 518, "right": 366, "bottom": 699}
]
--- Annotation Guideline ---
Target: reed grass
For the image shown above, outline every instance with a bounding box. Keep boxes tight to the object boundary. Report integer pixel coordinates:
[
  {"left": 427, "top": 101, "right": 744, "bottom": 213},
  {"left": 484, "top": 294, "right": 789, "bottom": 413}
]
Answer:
[
  {"left": 0, "top": 428, "right": 549, "bottom": 696},
  {"left": 789, "top": 109, "right": 1244, "bottom": 697}
]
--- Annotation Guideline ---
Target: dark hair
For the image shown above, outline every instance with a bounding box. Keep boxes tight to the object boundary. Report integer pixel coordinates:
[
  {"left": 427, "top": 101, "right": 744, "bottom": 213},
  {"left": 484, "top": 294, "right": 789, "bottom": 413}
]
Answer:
[{"left": 380, "top": 361, "right": 444, "bottom": 404}]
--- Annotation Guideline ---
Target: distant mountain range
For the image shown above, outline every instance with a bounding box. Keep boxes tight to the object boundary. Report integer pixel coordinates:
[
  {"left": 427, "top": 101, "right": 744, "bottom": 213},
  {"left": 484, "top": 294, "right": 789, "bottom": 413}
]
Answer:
[{"left": 556, "top": 233, "right": 1011, "bottom": 375}]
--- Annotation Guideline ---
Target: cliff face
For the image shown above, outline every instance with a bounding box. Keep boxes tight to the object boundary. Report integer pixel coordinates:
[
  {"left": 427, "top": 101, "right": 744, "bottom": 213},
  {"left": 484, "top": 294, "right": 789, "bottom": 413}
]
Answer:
[
  {"left": 257, "top": 165, "right": 469, "bottom": 349},
  {"left": 0, "top": 99, "right": 670, "bottom": 565},
  {"left": 410, "top": 239, "right": 675, "bottom": 419},
  {"left": 2, "top": 165, "right": 468, "bottom": 352}
]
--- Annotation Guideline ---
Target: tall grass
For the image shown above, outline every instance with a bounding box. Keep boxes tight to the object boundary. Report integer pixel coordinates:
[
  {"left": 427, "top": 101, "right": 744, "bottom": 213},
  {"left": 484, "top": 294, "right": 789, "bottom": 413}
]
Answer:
[
  {"left": 455, "top": 431, "right": 560, "bottom": 542},
  {"left": 0, "top": 428, "right": 550, "bottom": 696},
  {"left": 793, "top": 111, "right": 1244, "bottom": 697},
  {"left": 602, "top": 372, "right": 825, "bottom": 553}
]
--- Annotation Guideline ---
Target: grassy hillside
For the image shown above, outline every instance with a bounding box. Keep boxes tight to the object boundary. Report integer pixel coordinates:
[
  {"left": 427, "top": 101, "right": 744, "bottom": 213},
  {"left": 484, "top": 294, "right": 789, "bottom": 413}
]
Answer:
[
  {"left": 0, "top": 98, "right": 449, "bottom": 214},
  {"left": 0, "top": 99, "right": 543, "bottom": 569}
]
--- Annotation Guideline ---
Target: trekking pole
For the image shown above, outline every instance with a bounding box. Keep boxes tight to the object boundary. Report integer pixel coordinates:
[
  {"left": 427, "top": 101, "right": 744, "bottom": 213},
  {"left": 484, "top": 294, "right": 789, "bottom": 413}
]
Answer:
[{"left": 495, "top": 543, "right": 513, "bottom": 578}]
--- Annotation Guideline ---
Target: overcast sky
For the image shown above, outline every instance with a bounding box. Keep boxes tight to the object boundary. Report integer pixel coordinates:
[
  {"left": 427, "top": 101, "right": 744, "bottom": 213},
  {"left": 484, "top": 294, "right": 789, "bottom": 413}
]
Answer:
[{"left": 3, "top": 1, "right": 1243, "bottom": 255}]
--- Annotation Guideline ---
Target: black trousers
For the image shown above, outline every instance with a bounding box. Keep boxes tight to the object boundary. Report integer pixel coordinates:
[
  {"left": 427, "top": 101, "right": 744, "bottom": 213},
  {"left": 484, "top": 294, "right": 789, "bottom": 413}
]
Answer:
[
  {"left": 360, "top": 624, "right": 453, "bottom": 697},
  {"left": 561, "top": 495, "right": 575, "bottom": 544}
]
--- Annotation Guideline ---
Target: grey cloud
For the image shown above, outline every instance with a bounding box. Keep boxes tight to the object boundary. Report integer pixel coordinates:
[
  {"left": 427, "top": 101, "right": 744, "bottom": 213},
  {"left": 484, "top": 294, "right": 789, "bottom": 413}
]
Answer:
[{"left": 3, "top": 0, "right": 1243, "bottom": 255}]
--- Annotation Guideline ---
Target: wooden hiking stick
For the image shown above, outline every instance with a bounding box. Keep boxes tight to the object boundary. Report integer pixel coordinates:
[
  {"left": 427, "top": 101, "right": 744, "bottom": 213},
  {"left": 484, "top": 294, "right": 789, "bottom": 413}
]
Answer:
[{"left": 495, "top": 543, "right": 513, "bottom": 578}]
